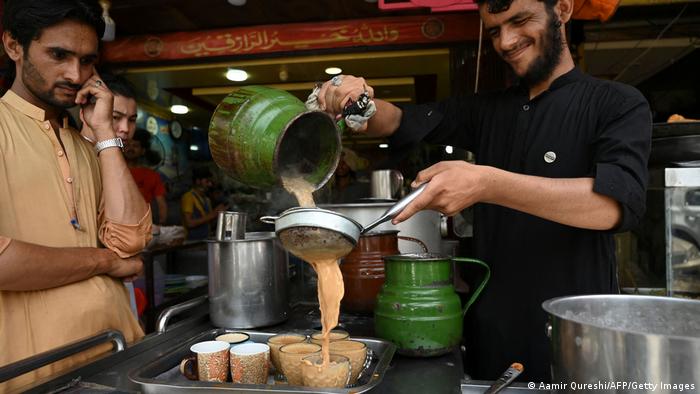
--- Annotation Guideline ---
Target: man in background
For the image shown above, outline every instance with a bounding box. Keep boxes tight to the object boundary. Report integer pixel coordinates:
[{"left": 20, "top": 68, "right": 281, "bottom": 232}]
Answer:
[
  {"left": 0, "top": 0, "right": 151, "bottom": 390},
  {"left": 181, "top": 167, "right": 228, "bottom": 240},
  {"left": 125, "top": 128, "right": 169, "bottom": 225}
]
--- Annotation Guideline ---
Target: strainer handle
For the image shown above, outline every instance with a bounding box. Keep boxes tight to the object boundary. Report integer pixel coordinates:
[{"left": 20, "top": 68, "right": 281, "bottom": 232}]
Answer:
[{"left": 259, "top": 216, "right": 278, "bottom": 224}]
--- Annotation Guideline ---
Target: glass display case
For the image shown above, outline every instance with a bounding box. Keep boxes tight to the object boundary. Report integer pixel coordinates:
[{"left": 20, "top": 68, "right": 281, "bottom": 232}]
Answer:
[
  {"left": 619, "top": 122, "right": 700, "bottom": 299},
  {"left": 665, "top": 167, "right": 700, "bottom": 298}
]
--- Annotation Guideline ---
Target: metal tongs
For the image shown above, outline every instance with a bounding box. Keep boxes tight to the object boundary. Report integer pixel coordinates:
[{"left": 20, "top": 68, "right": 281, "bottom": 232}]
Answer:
[{"left": 361, "top": 182, "right": 428, "bottom": 234}]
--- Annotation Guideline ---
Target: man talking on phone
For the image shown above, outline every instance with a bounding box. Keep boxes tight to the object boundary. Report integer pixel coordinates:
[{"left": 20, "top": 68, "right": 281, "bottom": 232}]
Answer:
[{"left": 0, "top": 1, "right": 151, "bottom": 391}]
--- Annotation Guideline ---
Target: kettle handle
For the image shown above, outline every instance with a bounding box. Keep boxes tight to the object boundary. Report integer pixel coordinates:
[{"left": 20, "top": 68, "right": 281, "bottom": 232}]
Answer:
[
  {"left": 453, "top": 257, "right": 491, "bottom": 317},
  {"left": 259, "top": 216, "right": 278, "bottom": 224}
]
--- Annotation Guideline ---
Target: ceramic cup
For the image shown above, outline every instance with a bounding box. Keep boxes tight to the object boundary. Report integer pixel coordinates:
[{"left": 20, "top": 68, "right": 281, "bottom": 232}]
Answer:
[
  {"left": 267, "top": 333, "right": 307, "bottom": 373},
  {"left": 301, "top": 353, "right": 352, "bottom": 388},
  {"left": 215, "top": 332, "right": 250, "bottom": 345},
  {"left": 309, "top": 329, "right": 349, "bottom": 345},
  {"left": 229, "top": 343, "right": 270, "bottom": 384},
  {"left": 278, "top": 342, "right": 321, "bottom": 385},
  {"left": 180, "top": 340, "right": 230, "bottom": 382},
  {"left": 329, "top": 340, "right": 368, "bottom": 384}
]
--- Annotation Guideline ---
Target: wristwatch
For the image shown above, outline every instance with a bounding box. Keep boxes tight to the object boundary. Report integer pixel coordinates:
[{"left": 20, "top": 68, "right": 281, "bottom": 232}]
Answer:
[{"left": 94, "top": 137, "right": 124, "bottom": 155}]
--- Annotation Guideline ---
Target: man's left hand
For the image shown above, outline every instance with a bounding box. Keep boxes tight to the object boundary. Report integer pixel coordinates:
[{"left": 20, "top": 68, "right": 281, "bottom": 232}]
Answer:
[
  {"left": 76, "top": 69, "right": 115, "bottom": 141},
  {"left": 392, "top": 161, "right": 492, "bottom": 224}
]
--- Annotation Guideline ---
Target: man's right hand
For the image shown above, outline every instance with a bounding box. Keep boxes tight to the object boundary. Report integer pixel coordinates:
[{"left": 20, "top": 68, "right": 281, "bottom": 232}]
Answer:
[
  {"left": 99, "top": 248, "right": 144, "bottom": 282},
  {"left": 76, "top": 69, "right": 116, "bottom": 142},
  {"left": 317, "top": 75, "right": 375, "bottom": 133}
]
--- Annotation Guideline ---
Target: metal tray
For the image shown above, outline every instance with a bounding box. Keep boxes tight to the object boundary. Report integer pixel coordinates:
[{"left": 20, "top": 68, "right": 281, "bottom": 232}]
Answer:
[{"left": 129, "top": 328, "right": 396, "bottom": 394}]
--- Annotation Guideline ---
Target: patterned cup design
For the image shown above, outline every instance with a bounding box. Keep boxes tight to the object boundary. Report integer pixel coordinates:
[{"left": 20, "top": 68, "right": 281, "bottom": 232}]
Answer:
[
  {"left": 309, "top": 329, "right": 349, "bottom": 345},
  {"left": 301, "top": 353, "right": 351, "bottom": 388},
  {"left": 267, "top": 333, "right": 307, "bottom": 372},
  {"left": 230, "top": 343, "right": 270, "bottom": 384},
  {"left": 278, "top": 342, "right": 322, "bottom": 385},
  {"left": 191, "top": 341, "right": 230, "bottom": 382},
  {"left": 329, "top": 340, "right": 367, "bottom": 384}
]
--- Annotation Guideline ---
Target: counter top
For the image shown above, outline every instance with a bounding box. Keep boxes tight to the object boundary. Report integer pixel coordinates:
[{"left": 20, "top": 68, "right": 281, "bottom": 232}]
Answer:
[{"left": 24, "top": 303, "right": 542, "bottom": 393}]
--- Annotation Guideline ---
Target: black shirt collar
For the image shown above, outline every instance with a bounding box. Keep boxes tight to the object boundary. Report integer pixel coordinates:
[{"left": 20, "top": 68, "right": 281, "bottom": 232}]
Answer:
[
  {"left": 549, "top": 66, "right": 584, "bottom": 91},
  {"left": 513, "top": 66, "right": 584, "bottom": 98}
]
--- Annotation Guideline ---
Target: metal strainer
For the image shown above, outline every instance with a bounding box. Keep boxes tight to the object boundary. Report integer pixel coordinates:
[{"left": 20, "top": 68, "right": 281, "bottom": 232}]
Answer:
[{"left": 260, "top": 208, "right": 362, "bottom": 259}]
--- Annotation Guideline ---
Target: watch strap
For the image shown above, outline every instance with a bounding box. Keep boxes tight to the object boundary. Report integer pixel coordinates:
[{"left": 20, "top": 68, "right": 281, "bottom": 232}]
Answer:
[{"left": 94, "top": 137, "right": 124, "bottom": 155}]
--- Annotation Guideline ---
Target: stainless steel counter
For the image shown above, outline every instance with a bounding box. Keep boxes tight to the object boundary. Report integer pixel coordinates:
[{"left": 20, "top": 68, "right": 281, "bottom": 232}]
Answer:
[{"left": 24, "top": 303, "right": 543, "bottom": 393}]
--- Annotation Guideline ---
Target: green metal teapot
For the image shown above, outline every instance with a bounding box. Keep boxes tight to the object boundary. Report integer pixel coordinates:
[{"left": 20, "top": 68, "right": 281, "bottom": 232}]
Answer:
[
  {"left": 209, "top": 86, "right": 342, "bottom": 189},
  {"left": 374, "top": 253, "right": 490, "bottom": 357}
]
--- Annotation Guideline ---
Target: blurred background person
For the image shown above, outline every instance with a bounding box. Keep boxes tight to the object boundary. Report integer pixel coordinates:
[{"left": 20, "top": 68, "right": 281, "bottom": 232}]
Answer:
[
  {"left": 125, "top": 128, "right": 168, "bottom": 226},
  {"left": 181, "top": 167, "right": 228, "bottom": 240},
  {"left": 323, "top": 148, "right": 370, "bottom": 203}
]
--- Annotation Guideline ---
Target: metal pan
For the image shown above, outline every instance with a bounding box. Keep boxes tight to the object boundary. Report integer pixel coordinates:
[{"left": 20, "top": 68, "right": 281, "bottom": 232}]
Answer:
[{"left": 128, "top": 328, "right": 396, "bottom": 394}]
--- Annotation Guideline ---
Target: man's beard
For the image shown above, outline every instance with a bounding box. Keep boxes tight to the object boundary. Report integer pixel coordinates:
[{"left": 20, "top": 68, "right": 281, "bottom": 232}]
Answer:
[
  {"left": 22, "top": 57, "right": 80, "bottom": 109},
  {"left": 517, "top": 10, "right": 564, "bottom": 87}
]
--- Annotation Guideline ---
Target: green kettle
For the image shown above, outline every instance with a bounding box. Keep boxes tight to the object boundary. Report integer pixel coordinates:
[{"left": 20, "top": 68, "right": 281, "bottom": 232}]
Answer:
[
  {"left": 374, "top": 253, "right": 490, "bottom": 357},
  {"left": 209, "top": 85, "right": 342, "bottom": 190}
]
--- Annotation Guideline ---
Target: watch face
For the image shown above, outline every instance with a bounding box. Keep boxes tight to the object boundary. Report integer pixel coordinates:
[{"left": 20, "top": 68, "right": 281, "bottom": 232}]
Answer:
[{"left": 170, "top": 121, "right": 183, "bottom": 139}]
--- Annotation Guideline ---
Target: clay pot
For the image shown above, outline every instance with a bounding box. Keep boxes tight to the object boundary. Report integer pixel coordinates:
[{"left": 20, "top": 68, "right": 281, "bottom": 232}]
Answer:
[{"left": 341, "top": 230, "right": 425, "bottom": 314}]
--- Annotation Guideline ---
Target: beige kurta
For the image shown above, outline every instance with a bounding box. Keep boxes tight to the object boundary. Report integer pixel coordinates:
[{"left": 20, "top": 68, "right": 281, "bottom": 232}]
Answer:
[{"left": 0, "top": 91, "right": 151, "bottom": 393}]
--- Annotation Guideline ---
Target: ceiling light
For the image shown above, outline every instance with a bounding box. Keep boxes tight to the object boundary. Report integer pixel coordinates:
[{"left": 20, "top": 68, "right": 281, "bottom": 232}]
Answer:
[
  {"left": 226, "top": 69, "right": 248, "bottom": 82},
  {"left": 445, "top": 145, "right": 454, "bottom": 154},
  {"left": 227, "top": 0, "right": 247, "bottom": 5},
  {"left": 170, "top": 104, "right": 189, "bottom": 114},
  {"left": 379, "top": 143, "right": 389, "bottom": 149},
  {"left": 325, "top": 67, "right": 342, "bottom": 75},
  {"left": 190, "top": 145, "right": 200, "bottom": 151}
]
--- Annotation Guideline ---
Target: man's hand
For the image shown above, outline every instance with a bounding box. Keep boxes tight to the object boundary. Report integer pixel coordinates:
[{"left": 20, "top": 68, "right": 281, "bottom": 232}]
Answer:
[
  {"left": 98, "top": 248, "right": 144, "bottom": 282},
  {"left": 392, "top": 161, "right": 492, "bottom": 224},
  {"left": 76, "top": 69, "right": 116, "bottom": 142},
  {"left": 317, "top": 75, "right": 374, "bottom": 133},
  {"left": 205, "top": 203, "right": 229, "bottom": 222}
]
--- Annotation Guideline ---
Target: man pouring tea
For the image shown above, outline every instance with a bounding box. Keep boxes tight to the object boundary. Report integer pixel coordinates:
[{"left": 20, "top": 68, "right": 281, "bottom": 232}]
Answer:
[{"left": 315, "top": 0, "right": 651, "bottom": 382}]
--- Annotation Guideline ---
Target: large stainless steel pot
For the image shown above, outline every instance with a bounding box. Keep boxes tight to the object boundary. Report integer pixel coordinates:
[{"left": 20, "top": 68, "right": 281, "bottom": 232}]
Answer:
[
  {"left": 208, "top": 232, "right": 289, "bottom": 328},
  {"left": 321, "top": 203, "right": 441, "bottom": 253},
  {"left": 543, "top": 295, "right": 700, "bottom": 393}
]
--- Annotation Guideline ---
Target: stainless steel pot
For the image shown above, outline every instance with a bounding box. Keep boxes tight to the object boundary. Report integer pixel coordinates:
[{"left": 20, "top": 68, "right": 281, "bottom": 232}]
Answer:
[
  {"left": 321, "top": 203, "right": 441, "bottom": 254},
  {"left": 543, "top": 295, "right": 700, "bottom": 393},
  {"left": 208, "top": 232, "right": 289, "bottom": 328}
]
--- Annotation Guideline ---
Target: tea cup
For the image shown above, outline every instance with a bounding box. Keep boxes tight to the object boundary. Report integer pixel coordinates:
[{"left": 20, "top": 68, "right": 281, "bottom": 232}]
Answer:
[
  {"left": 278, "top": 342, "right": 321, "bottom": 385},
  {"left": 309, "top": 329, "right": 349, "bottom": 345},
  {"left": 230, "top": 343, "right": 270, "bottom": 384},
  {"left": 329, "top": 340, "right": 368, "bottom": 384},
  {"left": 301, "top": 353, "right": 351, "bottom": 388},
  {"left": 180, "top": 340, "right": 230, "bottom": 382},
  {"left": 267, "top": 333, "right": 307, "bottom": 373},
  {"left": 216, "top": 332, "right": 250, "bottom": 345}
]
